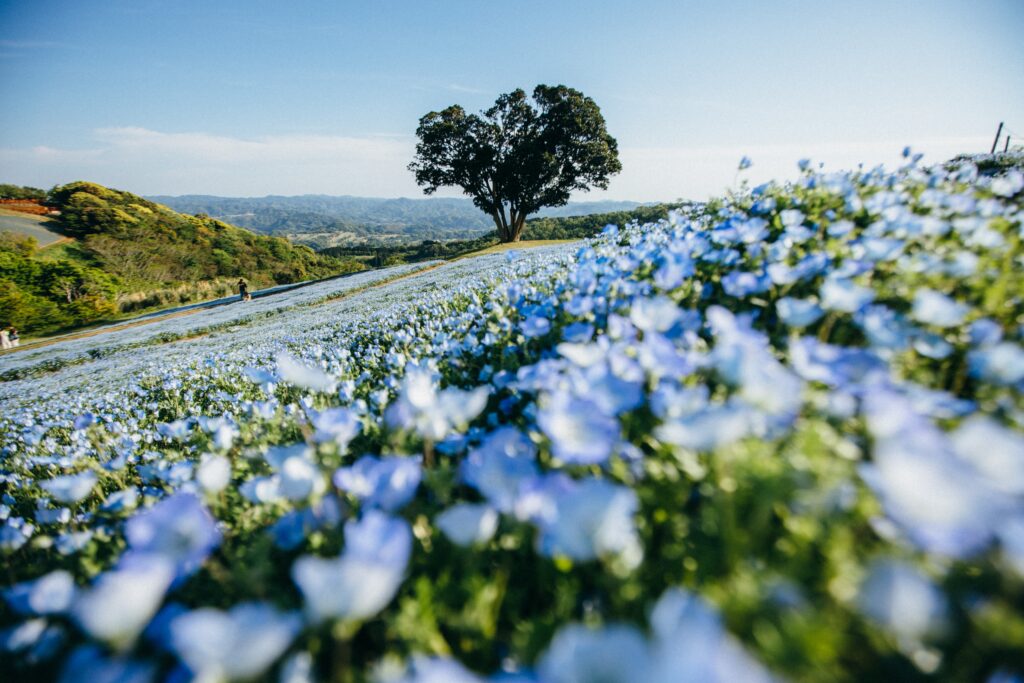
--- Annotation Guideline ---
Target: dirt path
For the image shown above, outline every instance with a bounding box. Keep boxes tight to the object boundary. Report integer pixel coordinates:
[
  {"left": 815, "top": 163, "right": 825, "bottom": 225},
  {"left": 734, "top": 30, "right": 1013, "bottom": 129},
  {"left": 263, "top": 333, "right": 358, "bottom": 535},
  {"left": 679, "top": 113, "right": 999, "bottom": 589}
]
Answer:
[{"left": 1, "top": 239, "right": 571, "bottom": 357}]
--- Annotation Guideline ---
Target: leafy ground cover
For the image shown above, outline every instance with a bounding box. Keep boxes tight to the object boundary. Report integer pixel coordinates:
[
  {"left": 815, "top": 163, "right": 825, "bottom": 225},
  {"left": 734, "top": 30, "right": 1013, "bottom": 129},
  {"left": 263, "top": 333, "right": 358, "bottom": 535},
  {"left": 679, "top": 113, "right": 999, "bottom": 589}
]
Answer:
[{"left": 1, "top": 152, "right": 1023, "bottom": 682}]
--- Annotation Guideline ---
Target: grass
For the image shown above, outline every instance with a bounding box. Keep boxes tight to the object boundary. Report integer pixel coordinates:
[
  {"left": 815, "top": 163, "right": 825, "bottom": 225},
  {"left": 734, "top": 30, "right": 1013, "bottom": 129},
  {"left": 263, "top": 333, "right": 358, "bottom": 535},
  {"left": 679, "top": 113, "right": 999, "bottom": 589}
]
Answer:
[{"left": 454, "top": 239, "right": 578, "bottom": 259}]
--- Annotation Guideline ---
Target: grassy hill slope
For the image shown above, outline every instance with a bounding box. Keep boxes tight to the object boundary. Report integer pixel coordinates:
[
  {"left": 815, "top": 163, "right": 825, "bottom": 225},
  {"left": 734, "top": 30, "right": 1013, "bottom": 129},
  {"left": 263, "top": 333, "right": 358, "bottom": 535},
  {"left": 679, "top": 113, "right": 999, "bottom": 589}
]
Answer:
[{"left": 0, "top": 182, "right": 365, "bottom": 335}]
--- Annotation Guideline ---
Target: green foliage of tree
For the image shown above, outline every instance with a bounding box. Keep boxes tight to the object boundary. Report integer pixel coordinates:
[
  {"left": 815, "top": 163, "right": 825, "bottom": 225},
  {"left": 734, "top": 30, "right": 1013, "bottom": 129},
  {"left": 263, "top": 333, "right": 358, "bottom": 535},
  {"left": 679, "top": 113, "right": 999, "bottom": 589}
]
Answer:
[
  {"left": 0, "top": 183, "right": 47, "bottom": 201},
  {"left": 320, "top": 234, "right": 501, "bottom": 266},
  {"left": 409, "top": 85, "right": 622, "bottom": 243},
  {"left": 0, "top": 234, "right": 117, "bottom": 333},
  {"left": 521, "top": 203, "right": 691, "bottom": 240}
]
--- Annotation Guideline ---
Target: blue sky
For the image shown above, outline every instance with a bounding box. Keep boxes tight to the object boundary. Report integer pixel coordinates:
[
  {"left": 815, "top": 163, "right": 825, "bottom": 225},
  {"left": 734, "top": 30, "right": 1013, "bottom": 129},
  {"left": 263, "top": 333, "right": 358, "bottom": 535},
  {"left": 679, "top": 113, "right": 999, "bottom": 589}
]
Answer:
[{"left": 1, "top": 0, "right": 1022, "bottom": 201}]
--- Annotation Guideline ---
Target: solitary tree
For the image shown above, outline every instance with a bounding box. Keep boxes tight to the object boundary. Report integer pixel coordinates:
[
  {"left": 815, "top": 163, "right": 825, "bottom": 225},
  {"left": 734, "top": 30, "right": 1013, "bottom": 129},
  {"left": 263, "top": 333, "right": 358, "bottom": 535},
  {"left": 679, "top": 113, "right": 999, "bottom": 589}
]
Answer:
[{"left": 409, "top": 85, "right": 622, "bottom": 243}]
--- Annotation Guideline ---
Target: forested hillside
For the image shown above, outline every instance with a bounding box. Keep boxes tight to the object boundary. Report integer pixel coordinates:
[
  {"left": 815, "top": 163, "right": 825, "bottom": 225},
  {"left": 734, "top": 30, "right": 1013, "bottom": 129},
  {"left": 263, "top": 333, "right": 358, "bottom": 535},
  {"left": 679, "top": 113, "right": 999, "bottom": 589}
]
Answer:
[
  {"left": 151, "top": 194, "right": 645, "bottom": 247},
  {"left": 0, "top": 182, "right": 364, "bottom": 335}
]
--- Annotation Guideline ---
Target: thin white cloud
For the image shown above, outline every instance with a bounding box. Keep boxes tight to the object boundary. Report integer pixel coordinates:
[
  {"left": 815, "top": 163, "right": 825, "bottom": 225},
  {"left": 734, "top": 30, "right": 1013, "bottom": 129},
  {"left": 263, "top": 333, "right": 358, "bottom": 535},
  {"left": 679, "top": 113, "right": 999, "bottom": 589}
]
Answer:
[
  {"left": 597, "top": 136, "right": 992, "bottom": 202},
  {"left": 446, "top": 83, "right": 488, "bottom": 94},
  {"left": 0, "top": 127, "right": 428, "bottom": 197},
  {"left": 0, "top": 127, "right": 993, "bottom": 202}
]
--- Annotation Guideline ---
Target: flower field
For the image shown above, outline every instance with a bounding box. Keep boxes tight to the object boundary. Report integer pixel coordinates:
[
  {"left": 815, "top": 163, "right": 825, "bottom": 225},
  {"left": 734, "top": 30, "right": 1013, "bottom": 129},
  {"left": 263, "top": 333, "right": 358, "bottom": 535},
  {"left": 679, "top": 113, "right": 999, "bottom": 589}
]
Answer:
[
  {"left": 0, "top": 261, "right": 439, "bottom": 383},
  {"left": 2, "top": 151, "right": 1024, "bottom": 682}
]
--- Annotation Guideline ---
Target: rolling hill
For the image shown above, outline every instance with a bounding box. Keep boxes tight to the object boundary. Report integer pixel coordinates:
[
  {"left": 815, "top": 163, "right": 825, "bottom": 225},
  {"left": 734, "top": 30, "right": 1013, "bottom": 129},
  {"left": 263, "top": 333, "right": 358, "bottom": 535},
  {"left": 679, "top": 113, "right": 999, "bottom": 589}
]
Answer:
[{"left": 0, "top": 182, "right": 365, "bottom": 335}]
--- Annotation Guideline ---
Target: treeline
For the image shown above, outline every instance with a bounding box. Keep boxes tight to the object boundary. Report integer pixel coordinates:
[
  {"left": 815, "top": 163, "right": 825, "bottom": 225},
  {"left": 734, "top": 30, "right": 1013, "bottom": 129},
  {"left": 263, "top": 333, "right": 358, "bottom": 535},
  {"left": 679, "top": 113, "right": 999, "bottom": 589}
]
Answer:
[
  {"left": 0, "top": 184, "right": 47, "bottom": 201},
  {"left": 0, "top": 182, "right": 365, "bottom": 336},
  {"left": 0, "top": 232, "right": 119, "bottom": 332},
  {"left": 319, "top": 202, "right": 688, "bottom": 266},
  {"left": 521, "top": 202, "right": 687, "bottom": 240},
  {"left": 320, "top": 234, "right": 500, "bottom": 266}
]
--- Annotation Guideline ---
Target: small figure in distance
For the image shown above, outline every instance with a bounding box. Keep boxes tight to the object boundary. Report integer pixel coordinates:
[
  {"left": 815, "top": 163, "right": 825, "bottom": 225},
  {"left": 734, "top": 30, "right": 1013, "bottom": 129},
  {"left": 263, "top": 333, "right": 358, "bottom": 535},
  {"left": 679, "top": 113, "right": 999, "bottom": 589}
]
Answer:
[
  {"left": 8, "top": 327, "right": 18, "bottom": 347},
  {"left": 238, "top": 279, "right": 251, "bottom": 302},
  {"left": 0, "top": 327, "right": 10, "bottom": 350}
]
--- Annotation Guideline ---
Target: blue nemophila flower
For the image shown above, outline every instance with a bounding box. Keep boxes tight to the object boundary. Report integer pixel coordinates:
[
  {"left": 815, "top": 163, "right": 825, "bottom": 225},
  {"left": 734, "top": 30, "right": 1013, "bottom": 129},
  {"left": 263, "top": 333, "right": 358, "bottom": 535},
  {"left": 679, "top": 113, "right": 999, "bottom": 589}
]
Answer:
[
  {"left": 629, "top": 295, "right": 682, "bottom": 333},
  {"left": 242, "top": 366, "right": 278, "bottom": 386},
  {"left": 950, "top": 416, "right": 1024, "bottom": 495},
  {"left": 275, "top": 351, "right": 338, "bottom": 393},
  {"left": 789, "top": 337, "right": 887, "bottom": 389},
  {"left": 654, "top": 399, "right": 753, "bottom": 452},
  {"left": 654, "top": 253, "right": 695, "bottom": 290},
  {"left": 648, "top": 588, "right": 777, "bottom": 683},
  {"left": 195, "top": 454, "right": 231, "bottom": 494},
  {"left": 436, "top": 503, "right": 499, "bottom": 546},
  {"left": 168, "top": 602, "right": 301, "bottom": 681},
  {"left": 857, "top": 559, "right": 948, "bottom": 652},
  {"left": 1, "top": 618, "right": 63, "bottom": 662},
  {"left": 279, "top": 651, "right": 315, "bottom": 683},
  {"left": 157, "top": 418, "right": 192, "bottom": 441},
  {"left": 72, "top": 413, "right": 95, "bottom": 431},
  {"left": 969, "top": 342, "right": 1024, "bottom": 385},
  {"left": 708, "top": 306, "right": 802, "bottom": 416},
  {"left": 394, "top": 655, "right": 485, "bottom": 683},
  {"left": 536, "top": 391, "right": 620, "bottom": 465},
  {"left": 291, "top": 511, "right": 411, "bottom": 623},
  {"left": 820, "top": 276, "right": 875, "bottom": 313},
  {"left": 250, "top": 443, "right": 325, "bottom": 502},
  {"left": 124, "top": 492, "right": 221, "bottom": 578},
  {"left": 856, "top": 305, "right": 912, "bottom": 352},
  {"left": 5, "top": 570, "right": 75, "bottom": 616},
  {"left": 721, "top": 270, "right": 770, "bottom": 298},
  {"left": 72, "top": 555, "right": 174, "bottom": 649},
  {"left": 521, "top": 315, "right": 551, "bottom": 339},
  {"left": 57, "top": 645, "right": 156, "bottom": 683},
  {"left": 780, "top": 208, "right": 806, "bottom": 227},
  {"left": 989, "top": 169, "right": 1024, "bottom": 197},
  {"left": 460, "top": 427, "right": 538, "bottom": 513},
  {"left": 968, "top": 318, "right": 1003, "bottom": 347},
  {"left": 334, "top": 455, "right": 422, "bottom": 512},
  {"left": 912, "top": 332, "right": 954, "bottom": 360},
  {"left": 310, "top": 406, "right": 361, "bottom": 450},
  {"left": 538, "top": 623, "right": 650, "bottom": 683},
  {"left": 39, "top": 471, "right": 97, "bottom": 504},
  {"left": 561, "top": 322, "right": 595, "bottom": 343},
  {"left": 270, "top": 496, "right": 342, "bottom": 550},
  {"left": 385, "top": 368, "right": 489, "bottom": 441},
  {"left": 738, "top": 156, "right": 752, "bottom": 170},
  {"left": 535, "top": 478, "right": 641, "bottom": 566},
  {"left": 1, "top": 519, "right": 34, "bottom": 551},
  {"left": 776, "top": 297, "right": 824, "bottom": 328},
  {"left": 911, "top": 289, "right": 970, "bottom": 328},
  {"left": 860, "top": 389, "right": 1006, "bottom": 558}
]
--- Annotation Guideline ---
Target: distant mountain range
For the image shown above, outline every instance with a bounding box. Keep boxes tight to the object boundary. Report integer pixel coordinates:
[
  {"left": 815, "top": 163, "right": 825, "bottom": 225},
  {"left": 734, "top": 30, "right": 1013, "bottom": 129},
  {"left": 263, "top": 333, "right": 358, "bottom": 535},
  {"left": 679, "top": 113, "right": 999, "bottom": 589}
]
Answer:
[{"left": 148, "top": 194, "right": 646, "bottom": 248}]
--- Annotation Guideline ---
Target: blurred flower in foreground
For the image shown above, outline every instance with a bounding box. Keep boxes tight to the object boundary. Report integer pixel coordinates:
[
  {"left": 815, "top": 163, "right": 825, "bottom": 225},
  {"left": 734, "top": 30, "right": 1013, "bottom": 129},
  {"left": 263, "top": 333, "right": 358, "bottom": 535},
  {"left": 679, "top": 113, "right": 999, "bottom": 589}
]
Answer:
[
  {"left": 292, "top": 511, "right": 411, "bottom": 623},
  {"left": 169, "top": 602, "right": 301, "bottom": 681}
]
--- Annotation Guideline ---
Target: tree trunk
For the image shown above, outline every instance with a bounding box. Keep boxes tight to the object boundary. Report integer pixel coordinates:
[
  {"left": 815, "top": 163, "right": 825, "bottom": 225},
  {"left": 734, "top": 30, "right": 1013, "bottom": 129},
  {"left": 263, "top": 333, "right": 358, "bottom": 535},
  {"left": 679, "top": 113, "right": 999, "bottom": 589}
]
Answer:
[
  {"left": 509, "top": 213, "right": 527, "bottom": 242},
  {"left": 490, "top": 211, "right": 507, "bottom": 242}
]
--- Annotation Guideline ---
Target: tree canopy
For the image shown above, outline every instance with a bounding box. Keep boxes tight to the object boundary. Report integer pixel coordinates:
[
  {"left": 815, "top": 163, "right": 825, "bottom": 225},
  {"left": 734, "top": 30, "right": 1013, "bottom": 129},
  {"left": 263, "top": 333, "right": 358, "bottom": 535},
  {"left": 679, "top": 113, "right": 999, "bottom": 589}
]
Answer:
[{"left": 409, "top": 84, "right": 622, "bottom": 242}]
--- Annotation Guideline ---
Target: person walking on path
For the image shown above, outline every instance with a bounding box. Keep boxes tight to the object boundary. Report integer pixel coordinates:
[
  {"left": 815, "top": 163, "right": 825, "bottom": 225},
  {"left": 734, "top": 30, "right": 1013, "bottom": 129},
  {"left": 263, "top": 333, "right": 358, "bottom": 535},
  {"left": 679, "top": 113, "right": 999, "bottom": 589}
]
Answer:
[
  {"left": 8, "top": 327, "right": 19, "bottom": 347},
  {"left": 0, "top": 328, "right": 10, "bottom": 350},
  {"left": 238, "top": 279, "right": 251, "bottom": 302}
]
